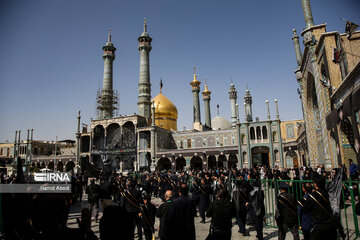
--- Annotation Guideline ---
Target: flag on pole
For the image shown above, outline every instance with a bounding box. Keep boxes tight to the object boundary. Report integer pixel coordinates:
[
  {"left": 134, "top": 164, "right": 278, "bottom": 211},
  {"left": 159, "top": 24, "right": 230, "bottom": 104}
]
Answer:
[
  {"left": 160, "top": 77, "right": 163, "bottom": 93},
  {"left": 328, "top": 167, "right": 343, "bottom": 216},
  {"left": 344, "top": 20, "right": 359, "bottom": 38}
]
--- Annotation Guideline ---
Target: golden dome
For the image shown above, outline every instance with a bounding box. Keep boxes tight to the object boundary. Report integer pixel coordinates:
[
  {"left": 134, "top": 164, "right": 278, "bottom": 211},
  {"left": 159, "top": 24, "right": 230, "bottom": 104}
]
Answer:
[{"left": 152, "top": 93, "right": 178, "bottom": 131}]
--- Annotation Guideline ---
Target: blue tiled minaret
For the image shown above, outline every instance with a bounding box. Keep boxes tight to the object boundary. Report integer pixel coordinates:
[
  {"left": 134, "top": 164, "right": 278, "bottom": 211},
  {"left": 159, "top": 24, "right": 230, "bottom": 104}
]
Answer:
[
  {"left": 98, "top": 30, "right": 116, "bottom": 119},
  {"left": 202, "top": 81, "right": 212, "bottom": 128},
  {"left": 138, "top": 19, "right": 152, "bottom": 120},
  {"left": 244, "top": 88, "right": 253, "bottom": 122},
  {"left": 191, "top": 67, "right": 201, "bottom": 130},
  {"left": 228, "top": 82, "right": 237, "bottom": 128}
]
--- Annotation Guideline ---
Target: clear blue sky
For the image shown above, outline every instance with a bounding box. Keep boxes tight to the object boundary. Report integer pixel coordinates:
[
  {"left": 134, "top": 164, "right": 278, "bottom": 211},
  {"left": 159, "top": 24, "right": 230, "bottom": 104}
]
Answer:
[{"left": 0, "top": 0, "right": 359, "bottom": 142}]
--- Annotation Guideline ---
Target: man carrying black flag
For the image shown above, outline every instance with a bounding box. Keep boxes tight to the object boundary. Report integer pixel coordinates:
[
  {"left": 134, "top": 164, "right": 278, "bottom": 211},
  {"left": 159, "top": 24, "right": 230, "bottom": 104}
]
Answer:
[
  {"left": 303, "top": 175, "right": 337, "bottom": 240},
  {"left": 277, "top": 181, "right": 300, "bottom": 240},
  {"left": 248, "top": 177, "right": 265, "bottom": 240},
  {"left": 232, "top": 173, "right": 251, "bottom": 236},
  {"left": 328, "top": 168, "right": 346, "bottom": 239},
  {"left": 198, "top": 178, "right": 213, "bottom": 223}
]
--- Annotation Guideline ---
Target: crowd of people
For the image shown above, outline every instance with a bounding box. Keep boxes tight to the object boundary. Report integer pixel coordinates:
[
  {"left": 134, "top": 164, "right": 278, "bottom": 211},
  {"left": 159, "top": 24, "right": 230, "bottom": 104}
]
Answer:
[{"left": 0, "top": 159, "right": 359, "bottom": 240}]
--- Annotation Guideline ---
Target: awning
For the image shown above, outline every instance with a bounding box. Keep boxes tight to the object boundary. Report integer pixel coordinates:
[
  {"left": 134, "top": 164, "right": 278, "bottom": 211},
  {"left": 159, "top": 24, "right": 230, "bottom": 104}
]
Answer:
[
  {"left": 326, "top": 109, "right": 340, "bottom": 130},
  {"left": 352, "top": 85, "right": 360, "bottom": 111}
]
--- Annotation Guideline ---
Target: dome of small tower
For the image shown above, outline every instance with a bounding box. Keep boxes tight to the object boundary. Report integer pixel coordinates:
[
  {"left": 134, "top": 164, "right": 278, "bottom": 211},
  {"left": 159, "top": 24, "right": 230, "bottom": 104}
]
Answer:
[
  {"left": 152, "top": 93, "right": 178, "bottom": 131},
  {"left": 211, "top": 116, "right": 231, "bottom": 130}
]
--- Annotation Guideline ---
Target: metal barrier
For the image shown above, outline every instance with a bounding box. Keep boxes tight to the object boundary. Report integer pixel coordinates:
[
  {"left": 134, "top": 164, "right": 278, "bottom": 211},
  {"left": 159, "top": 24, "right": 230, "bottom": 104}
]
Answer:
[
  {"left": 258, "top": 179, "right": 360, "bottom": 239},
  {"left": 185, "top": 177, "right": 359, "bottom": 238}
]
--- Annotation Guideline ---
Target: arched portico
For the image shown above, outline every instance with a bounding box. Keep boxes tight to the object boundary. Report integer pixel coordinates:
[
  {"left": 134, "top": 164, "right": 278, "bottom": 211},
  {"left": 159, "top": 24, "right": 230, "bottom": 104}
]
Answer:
[
  {"left": 57, "top": 161, "right": 64, "bottom": 172},
  {"left": 190, "top": 156, "right": 203, "bottom": 170},
  {"left": 218, "top": 155, "right": 227, "bottom": 168},
  {"left": 175, "top": 157, "right": 186, "bottom": 170},
  {"left": 93, "top": 125, "right": 105, "bottom": 150},
  {"left": 208, "top": 155, "right": 217, "bottom": 169},
  {"left": 228, "top": 154, "right": 238, "bottom": 169},
  {"left": 65, "top": 161, "right": 75, "bottom": 172},
  {"left": 40, "top": 162, "right": 46, "bottom": 169},
  {"left": 48, "top": 161, "right": 54, "bottom": 170},
  {"left": 157, "top": 158, "right": 171, "bottom": 171}
]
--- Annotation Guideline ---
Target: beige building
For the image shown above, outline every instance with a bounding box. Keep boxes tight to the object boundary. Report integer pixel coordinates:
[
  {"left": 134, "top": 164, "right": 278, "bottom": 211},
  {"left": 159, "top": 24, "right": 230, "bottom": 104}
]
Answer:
[
  {"left": 293, "top": 0, "right": 360, "bottom": 169},
  {"left": 0, "top": 140, "right": 77, "bottom": 174},
  {"left": 280, "top": 120, "right": 307, "bottom": 168}
]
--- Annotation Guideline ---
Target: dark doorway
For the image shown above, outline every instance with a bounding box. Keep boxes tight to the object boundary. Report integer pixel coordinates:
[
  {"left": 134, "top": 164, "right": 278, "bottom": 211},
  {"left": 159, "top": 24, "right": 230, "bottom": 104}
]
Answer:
[
  {"left": 157, "top": 158, "right": 171, "bottom": 171},
  {"left": 176, "top": 157, "right": 186, "bottom": 170},
  {"left": 218, "top": 155, "right": 227, "bottom": 168},
  {"left": 190, "top": 156, "right": 202, "bottom": 170},
  {"left": 208, "top": 155, "right": 217, "bottom": 169},
  {"left": 251, "top": 146, "right": 270, "bottom": 167}
]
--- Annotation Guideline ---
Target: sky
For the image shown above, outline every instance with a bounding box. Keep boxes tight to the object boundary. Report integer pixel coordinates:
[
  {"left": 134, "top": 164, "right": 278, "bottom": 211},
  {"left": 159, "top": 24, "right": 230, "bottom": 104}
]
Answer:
[{"left": 0, "top": 0, "right": 359, "bottom": 142}]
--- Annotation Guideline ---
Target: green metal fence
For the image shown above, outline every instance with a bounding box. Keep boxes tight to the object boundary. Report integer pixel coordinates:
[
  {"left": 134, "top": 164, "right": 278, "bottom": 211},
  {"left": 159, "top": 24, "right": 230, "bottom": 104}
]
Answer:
[
  {"left": 187, "top": 177, "right": 359, "bottom": 238},
  {"left": 259, "top": 179, "right": 360, "bottom": 239}
]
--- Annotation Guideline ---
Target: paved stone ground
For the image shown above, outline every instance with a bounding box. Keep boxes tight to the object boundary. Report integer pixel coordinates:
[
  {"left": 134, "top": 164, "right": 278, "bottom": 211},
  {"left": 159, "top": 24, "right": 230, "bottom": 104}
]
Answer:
[{"left": 67, "top": 194, "right": 298, "bottom": 240}]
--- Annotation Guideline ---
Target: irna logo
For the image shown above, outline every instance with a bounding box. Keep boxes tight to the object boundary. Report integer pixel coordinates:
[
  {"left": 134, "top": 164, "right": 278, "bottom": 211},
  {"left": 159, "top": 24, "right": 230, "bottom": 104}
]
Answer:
[{"left": 34, "top": 172, "right": 71, "bottom": 182}]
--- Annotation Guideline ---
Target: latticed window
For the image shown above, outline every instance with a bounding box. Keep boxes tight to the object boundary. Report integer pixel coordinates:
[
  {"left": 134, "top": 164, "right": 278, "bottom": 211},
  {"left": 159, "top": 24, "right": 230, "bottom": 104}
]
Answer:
[
  {"left": 250, "top": 127, "right": 255, "bottom": 140},
  {"left": 262, "top": 126, "right": 268, "bottom": 139},
  {"left": 187, "top": 139, "right": 192, "bottom": 148}
]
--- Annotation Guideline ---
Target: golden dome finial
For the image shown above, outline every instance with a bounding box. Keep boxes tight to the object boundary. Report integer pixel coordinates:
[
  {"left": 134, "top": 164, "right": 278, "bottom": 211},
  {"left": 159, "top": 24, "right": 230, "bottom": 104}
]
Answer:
[
  {"left": 202, "top": 79, "right": 211, "bottom": 96},
  {"left": 193, "top": 66, "right": 197, "bottom": 81},
  {"left": 204, "top": 84, "right": 209, "bottom": 92},
  {"left": 191, "top": 66, "right": 200, "bottom": 86}
]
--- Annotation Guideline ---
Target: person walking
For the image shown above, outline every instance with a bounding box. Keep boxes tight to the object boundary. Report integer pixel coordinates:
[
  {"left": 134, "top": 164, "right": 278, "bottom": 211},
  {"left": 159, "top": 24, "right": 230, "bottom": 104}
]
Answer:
[
  {"left": 139, "top": 194, "right": 156, "bottom": 240},
  {"left": 172, "top": 183, "right": 196, "bottom": 240},
  {"left": 277, "top": 182, "right": 300, "bottom": 240},
  {"left": 349, "top": 159, "right": 359, "bottom": 180},
  {"left": 302, "top": 176, "right": 337, "bottom": 240},
  {"left": 248, "top": 178, "right": 266, "bottom": 240},
  {"left": 233, "top": 173, "right": 251, "bottom": 236},
  {"left": 198, "top": 178, "right": 212, "bottom": 223},
  {"left": 298, "top": 183, "right": 314, "bottom": 240},
  {"left": 156, "top": 190, "right": 175, "bottom": 240},
  {"left": 124, "top": 179, "right": 143, "bottom": 240},
  {"left": 86, "top": 179, "right": 100, "bottom": 222},
  {"left": 206, "top": 188, "right": 236, "bottom": 240}
]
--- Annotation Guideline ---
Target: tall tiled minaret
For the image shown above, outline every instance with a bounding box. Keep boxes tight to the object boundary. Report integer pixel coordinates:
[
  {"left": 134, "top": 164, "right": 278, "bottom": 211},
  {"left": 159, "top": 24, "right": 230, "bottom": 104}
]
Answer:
[
  {"left": 228, "top": 82, "right": 237, "bottom": 128},
  {"left": 301, "top": 0, "right": 314, "bottom": 29},
  {"left": 244, "top": 87, "right": 253, "bottom": 122},
  {"left": 137, "top": 18, "right": 152, "bottom": 120},
  {"left": 202, "top": 81, "right": 212, "bottom": 128},
  {"left": 191, "top": 67, "right": 201, "bottom": 130},
  {"left": 98, "top": 30, "right": 116, "bottom": 119}
]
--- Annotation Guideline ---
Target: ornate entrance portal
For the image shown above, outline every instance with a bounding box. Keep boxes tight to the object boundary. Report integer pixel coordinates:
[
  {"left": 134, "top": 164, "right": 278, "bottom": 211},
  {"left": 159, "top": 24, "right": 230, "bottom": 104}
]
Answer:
[{"left": 251, "top": 146, "right": 270, "bottom": 167}]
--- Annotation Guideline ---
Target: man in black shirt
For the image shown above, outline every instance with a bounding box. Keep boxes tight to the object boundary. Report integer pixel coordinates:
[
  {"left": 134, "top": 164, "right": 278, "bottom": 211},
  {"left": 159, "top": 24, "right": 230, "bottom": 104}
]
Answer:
[
  {"left": 303, "top": 176, "right": 337, "bottom": 240},
  {"left": 86, "top": 179, "right": 100, "bottom": 222},
  {"left": 124, "top": 180, "right": 143, "bottom": 240},
  {"left": 206, "top": 188, "right": 236, "bottom": 240},
  {"left": 198, "top": 178, "right": 213, "bottom": 223},
  {"left": 139, "top": 194, "right": 156, "bottom": 240},
  {"left": 156, "top": 190, "right": 175, "bottom": 240},
  {"left": 277, "top": 182, "right": 300, "bottom": 240},
  {"left": 233, "top": 174, "right": 251, "bottom": 236},
  {"left": 172, "top": 183, "right": 196, "bottom": 240}
]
